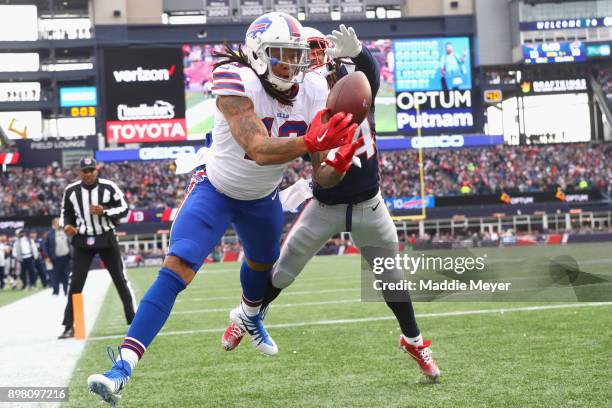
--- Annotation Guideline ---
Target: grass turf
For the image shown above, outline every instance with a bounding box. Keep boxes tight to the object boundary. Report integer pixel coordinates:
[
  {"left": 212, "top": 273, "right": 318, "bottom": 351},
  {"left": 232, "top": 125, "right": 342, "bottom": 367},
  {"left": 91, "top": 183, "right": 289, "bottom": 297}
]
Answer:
[
  {"left": 67, "top": 243, "right": 612, "bottom": 407},
  {"left": 0, "top": 286, "right": 43, "bottom": 307}
]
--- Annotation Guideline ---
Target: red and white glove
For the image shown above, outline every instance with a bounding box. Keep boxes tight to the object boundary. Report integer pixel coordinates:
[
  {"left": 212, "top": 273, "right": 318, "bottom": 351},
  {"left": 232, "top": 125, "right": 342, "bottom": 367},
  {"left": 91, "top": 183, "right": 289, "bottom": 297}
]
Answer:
[
  {"left": 304, "top": 108, "right": 358, "bottom": 152},
  {"left": 323, "top": 137, "right": 364, "bottom": 173}
]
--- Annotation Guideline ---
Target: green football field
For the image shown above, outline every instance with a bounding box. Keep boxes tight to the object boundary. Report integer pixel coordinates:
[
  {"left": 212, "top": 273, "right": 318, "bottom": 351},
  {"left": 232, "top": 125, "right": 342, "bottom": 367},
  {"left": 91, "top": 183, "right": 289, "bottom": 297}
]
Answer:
[
  {"left": 68, "top": 244, "right": 612, "bottom": 407},
  {"left": 0, "top": 287, "right": 43, "bottom": 307}
]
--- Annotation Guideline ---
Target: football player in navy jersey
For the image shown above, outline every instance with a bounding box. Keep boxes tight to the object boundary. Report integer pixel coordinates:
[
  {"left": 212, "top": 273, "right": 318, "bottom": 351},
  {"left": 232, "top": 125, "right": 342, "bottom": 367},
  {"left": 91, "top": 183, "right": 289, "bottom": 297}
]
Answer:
[{"left": 222, "top": 24, "right": 440, "bottom": 381}]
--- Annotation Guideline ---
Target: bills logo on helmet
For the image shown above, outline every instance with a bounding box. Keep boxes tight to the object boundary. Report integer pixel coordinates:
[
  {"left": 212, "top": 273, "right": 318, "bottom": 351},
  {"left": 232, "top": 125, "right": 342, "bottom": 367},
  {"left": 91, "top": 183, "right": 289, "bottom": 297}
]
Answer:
[{"left": 247, "top": 16, "right": 273, "bottom": 39}]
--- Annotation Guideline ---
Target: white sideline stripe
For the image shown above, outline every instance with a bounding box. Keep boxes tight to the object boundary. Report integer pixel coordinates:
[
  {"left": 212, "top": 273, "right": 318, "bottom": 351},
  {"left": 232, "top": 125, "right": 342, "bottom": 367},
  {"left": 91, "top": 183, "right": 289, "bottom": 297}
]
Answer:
[
  {"left": 0, "top": 269, "right": 112, "bottom": 399},
  {"left": 88, "top": 302, "right": 612, "bottom": 341}
]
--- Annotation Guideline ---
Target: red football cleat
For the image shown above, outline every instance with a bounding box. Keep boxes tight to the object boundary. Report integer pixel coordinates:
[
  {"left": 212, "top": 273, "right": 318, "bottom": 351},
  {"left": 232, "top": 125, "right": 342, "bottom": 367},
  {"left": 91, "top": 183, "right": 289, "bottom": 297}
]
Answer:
[
  {"left": 221, "top": 322, "right": 244, "bottom": 351},
  {"left": 399, "top": 336, "right": 440, "bottom": 381}
]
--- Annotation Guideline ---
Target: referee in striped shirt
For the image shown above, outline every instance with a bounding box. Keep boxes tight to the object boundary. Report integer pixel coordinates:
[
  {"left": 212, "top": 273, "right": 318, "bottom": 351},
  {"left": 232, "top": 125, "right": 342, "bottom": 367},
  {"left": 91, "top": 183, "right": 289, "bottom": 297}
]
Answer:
[{"left": 58, "top": 157, "right": 136, "bottom": 339}]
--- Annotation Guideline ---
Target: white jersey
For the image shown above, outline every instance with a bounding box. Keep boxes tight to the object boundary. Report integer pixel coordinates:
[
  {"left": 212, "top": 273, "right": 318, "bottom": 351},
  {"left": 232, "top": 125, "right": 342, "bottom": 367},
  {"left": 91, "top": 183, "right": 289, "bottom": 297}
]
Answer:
[{"left": 207, "top": 63, "right": 327, "bottom": 200}]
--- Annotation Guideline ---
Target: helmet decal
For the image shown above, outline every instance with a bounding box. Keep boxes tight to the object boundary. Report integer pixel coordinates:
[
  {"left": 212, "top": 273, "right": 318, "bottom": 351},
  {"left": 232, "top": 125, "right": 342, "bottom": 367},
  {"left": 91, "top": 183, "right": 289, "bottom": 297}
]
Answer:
[{"left": 247, "top": 16, "right": 273, "bottom": 40}]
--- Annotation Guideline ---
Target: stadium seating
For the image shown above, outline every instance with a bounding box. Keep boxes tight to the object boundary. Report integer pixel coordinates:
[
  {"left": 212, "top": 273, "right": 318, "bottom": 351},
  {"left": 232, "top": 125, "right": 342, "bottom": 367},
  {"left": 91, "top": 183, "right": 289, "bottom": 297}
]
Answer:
[{"left": 0, "top": 142, "right": 609, "bottom": 217}]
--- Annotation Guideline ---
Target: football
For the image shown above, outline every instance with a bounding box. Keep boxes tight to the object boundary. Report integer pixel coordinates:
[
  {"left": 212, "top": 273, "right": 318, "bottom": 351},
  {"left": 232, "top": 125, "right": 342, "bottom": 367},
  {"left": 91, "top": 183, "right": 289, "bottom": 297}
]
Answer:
[{"left": 326, "top": 71, "right": 372, "bottom": 125}]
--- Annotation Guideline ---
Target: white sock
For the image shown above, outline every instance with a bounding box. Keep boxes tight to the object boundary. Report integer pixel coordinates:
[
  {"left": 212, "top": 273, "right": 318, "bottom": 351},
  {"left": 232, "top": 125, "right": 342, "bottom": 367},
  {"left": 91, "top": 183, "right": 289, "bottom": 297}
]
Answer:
[
  {"left": 403, "top": 333, "right": 423, "bottom": 347},
  {"left": 241, "top": 301, "right": 261, "bottom": 316},
  {"left": 119, "top": 348, "right": 140, "bottom": 371}
]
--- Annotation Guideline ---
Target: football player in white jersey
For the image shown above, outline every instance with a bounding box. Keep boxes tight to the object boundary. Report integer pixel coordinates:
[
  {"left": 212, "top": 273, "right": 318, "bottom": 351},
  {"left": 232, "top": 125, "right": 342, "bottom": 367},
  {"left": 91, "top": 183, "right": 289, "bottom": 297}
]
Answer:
[
  {"left": 87, "top": 12, "right": 360, "bottom": 406},
  {"left": 222, "top": 25, "right": 440, "bottom": 381}
]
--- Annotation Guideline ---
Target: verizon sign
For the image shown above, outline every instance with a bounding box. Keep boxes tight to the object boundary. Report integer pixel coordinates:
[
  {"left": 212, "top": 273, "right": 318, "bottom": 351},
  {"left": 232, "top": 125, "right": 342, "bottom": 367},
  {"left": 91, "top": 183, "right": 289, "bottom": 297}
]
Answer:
[
  {"left": 104, "top": 48, "right": 185, "bottom": 144},
  {"left": 113, "top": 65, "right": 176, "bottom": 83},
  {"left": 106, "top": 119, "right": 188, "bottom": 143}
]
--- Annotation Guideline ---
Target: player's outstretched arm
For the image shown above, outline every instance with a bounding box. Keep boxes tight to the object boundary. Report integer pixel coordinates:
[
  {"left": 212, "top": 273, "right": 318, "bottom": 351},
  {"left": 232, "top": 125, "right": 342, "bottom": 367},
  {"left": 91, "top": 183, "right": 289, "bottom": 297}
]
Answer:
[
  {"left": 325, "top": 24, "right": 380, "bottom": 98},
  {"left": 218, "top": 95, "right": 308, "bottom": 165},
  {"left": 218, "top": 96, "right": 357, "bottom": 165},
  {"left": 311, "top": 137, "right": 364, "bottom": 188},
  {"left": 310, "top": 151, "right": 344, "bottom": 188}
]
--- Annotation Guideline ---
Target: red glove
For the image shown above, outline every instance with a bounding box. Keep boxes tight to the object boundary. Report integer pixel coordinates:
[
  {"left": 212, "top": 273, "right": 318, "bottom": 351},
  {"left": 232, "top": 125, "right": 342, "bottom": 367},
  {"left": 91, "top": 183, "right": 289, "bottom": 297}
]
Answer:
[
  {"left": 324, "top": 137, "right": 365, "bottom": 173},
  {"left": 304, "top": 108, "right": 358, "bottom": 152}
]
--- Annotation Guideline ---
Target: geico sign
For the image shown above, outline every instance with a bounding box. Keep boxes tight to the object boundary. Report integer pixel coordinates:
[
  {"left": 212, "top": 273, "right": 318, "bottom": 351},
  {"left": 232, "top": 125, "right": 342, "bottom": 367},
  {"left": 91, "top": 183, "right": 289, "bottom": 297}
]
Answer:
[
  {"left": 106, "top": 119, "right": 187, "bottom": 143},
  {"left": 112, "top": 65, "right": 176, "bottom": 83},
  {"left": 139, "top": 146, "right": 196, "bottom": 160},
  {"left": 410, "top": 135, "right": 465, "bottom": 149},
  {"left": 396, "top": 90, "right": 472, "bottom": 110}
]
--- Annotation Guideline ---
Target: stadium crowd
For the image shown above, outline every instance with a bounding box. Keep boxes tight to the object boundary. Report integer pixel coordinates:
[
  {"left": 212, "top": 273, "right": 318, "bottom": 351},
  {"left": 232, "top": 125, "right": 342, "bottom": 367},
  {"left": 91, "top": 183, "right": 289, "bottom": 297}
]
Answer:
[
  {"left": 597, "top": 66, "right": 612, "bottom": 105},
  {"left": 0, "top": 143, "right": 610, "bottom": 217}
]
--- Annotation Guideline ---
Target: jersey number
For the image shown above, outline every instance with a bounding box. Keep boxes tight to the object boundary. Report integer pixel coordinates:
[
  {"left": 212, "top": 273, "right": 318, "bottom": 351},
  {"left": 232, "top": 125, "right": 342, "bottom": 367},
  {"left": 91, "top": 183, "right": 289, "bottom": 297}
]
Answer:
[
  {"left": 244, "top": 118, "right": 307, "bottom": 161},
  {"left": 355, "top": 120, "right": 376, "bottom": 159}
]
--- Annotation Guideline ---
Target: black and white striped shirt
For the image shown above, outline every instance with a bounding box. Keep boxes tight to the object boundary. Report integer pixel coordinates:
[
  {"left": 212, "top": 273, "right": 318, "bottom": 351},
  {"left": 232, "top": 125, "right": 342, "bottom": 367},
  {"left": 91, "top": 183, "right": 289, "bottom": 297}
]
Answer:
[{"left": 60, "top": 178, "right": 129, "bottom": 236}]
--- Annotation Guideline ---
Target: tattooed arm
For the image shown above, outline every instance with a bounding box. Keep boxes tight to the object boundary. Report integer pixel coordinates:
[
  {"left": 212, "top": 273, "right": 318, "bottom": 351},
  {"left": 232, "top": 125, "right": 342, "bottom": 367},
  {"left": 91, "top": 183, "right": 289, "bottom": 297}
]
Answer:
[
  {"left": 217, "top": 95, "right": 309, "bottom": 165},
  {"left": 310, "top": 151, "right": 345, "bottom": 188}
]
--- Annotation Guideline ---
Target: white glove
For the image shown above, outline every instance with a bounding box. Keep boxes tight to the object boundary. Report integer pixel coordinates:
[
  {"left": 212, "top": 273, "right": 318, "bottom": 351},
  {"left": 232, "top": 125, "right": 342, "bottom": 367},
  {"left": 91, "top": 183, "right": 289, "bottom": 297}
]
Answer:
[{"left": 324, "top": 24, "right": 362, "bottom": 59}]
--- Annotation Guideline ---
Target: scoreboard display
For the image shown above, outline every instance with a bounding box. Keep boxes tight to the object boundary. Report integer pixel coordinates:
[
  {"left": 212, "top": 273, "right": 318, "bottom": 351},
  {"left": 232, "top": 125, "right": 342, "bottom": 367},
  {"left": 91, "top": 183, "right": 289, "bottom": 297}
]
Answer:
[
  {"left": 523, "top": 41, "right": 586, "bottom": 64},
  {"left": 66, "top": 106, "right": 96, "bottom": 118}
]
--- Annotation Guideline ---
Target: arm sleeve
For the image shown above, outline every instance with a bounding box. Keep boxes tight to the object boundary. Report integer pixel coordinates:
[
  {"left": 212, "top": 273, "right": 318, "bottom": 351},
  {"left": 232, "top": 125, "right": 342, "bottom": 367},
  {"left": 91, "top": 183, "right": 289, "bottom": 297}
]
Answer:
[
  {"left": 211, "top": 64, "right": 248, "bottom": 97},
  {"left": 351, "top": 46, "right": 381, "bottom": 99},
  {"left": 103, "top": 182, "right": 129, "bottom": 221},
  {"left": 60, "top": 187, "right": 76, "bottom": 228}
]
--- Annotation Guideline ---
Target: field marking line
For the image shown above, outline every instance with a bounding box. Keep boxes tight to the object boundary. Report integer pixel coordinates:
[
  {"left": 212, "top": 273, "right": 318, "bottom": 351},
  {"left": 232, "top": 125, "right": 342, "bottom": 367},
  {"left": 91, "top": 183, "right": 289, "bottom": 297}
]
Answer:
[
  {"left": 0, "top": 269, "right": 111, "bottom": 391},
  {"left": 103, "top": 298, "right": 362, "bottom": 325},
  {"left": 89, "top": 301, "right": 612, "bottom": 341},
  {"left": 175, "top": 287, "right": 358, "bottom": 303}
]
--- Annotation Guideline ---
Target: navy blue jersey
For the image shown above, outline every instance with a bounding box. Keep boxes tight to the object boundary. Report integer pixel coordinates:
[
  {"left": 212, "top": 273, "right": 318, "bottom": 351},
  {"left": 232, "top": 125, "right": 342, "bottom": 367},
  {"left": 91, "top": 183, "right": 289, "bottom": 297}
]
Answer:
[{"left": 313, "top": 46, "right": 381, "bottom": 205}]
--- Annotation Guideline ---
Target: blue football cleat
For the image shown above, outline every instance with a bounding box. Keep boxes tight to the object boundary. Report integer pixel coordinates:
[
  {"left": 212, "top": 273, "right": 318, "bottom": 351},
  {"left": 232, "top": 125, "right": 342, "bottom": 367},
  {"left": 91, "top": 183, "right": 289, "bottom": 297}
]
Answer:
[
  {"left": 230, "top": 305, "right": 278, "bottom": 356},
  {"left": 87, "top": 347, "right": 132, "bottom": 407}
]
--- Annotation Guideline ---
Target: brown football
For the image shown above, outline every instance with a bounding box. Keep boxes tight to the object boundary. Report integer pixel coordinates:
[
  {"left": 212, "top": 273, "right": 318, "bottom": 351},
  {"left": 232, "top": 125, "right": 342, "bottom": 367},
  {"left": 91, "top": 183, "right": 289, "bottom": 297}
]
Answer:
[{"left": 326, "top": 71, "right": 372, "bottom": 125}]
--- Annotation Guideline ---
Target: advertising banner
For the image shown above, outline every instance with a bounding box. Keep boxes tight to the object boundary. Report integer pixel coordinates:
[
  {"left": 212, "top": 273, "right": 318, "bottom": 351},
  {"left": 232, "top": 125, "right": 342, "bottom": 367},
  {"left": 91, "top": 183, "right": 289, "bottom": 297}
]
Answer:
[
  {"left": 15, "top": 136, "right": 97, "bottom": 167},
  {"left": 0, "top": 5, "right": 37, "bottom": 41},
  {"left": 104, "top": 47, "right": 186, "bottom": 144},
  {"left": 0, "top": 53, "right": 39, "bottom": 72},
  {"left": 520, "top": 17, "right": 612, "bottom": 31},
  {"left": 0, "top": 82, "right": 40, "bottom": 102},
  {"left": 519, "top": 79, "right": 588, "bottom": 95},
  {"left": 385, "top": 196, "right": 435, "bottom": 210},
  {"left": 393, "top": 37, "right": 475, "bottom": 136},
  {"left": 376, "top": 134, "right": 503, "bottom": 151},
  {"left": 436, "top": 190, "right": 602, "bottom": 208},
  {"left": 394, "top": 37, "right": 472, "bottom": 92},
  {"left": 183, "top": 37, "right": 476, "bottom": 138},
  {"left": 96, "top": 144, "right": 204, "bottom": 162}
]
